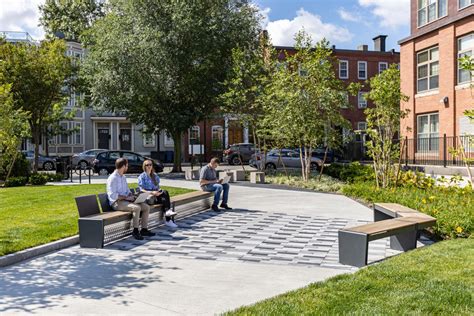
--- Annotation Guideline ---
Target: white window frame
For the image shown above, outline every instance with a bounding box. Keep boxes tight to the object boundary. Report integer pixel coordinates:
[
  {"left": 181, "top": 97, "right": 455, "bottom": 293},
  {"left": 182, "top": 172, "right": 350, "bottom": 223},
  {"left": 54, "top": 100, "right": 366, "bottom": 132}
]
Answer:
[
  {"left": 189, "top": 125, "right": 200, "bottom": 144},
  {"left": 211, "top": 125, "right": 224, "bottom": 150},
  {"left": 358, "top": 61, "right": 367, "bottom": 80},
  {"left": 142, "top": 132, "right": 156, "bottom": 148},
  {"left": 58, "top": 121, "right": 70, "bottom": 145},
  {"left": 339, "top": 60, "right": 349, "bottom": 79},
  {"left": 417, "top": 113, "right": 439, "bottom": 152},
  {"left": 357, "top": 122, "right": 367, "bottom": 131},
  {"left": 73, "top": 122, "right": 83, "bottom": 145},
  {"left": 418, "top": 0, "right": 447, "bottom": 27},
  {"left": 378, "top": 62, "right": 388, "bottom": 74},
  {"left": 459, "top": 0, "right": 474, "bottom": 10},
  {"left": 358, "top": 92, "right": 368, "bottom": 109},
  {"left": 458, "top": 33, "right": 474, "bottom": 84},
  {"left": 417, "top": 46, "right": 439, "bottom": 93}
]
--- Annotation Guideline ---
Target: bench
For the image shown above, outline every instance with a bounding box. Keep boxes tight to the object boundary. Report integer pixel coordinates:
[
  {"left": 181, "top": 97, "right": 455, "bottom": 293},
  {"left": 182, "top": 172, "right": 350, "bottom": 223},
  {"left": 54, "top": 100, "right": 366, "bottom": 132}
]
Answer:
[
  {"left": 339, "top": 203, "right": 436, "bottom": 267},
  {"left": 76, "top": 190, "right": 213, "bottom": 248}
]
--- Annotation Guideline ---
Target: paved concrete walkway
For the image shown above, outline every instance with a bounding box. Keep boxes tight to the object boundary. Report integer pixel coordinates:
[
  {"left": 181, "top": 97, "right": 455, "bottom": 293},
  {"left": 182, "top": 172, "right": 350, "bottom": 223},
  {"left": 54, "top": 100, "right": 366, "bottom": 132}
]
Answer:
[{"left": 0, "top": 179, "right": 403, "bottom": 315}]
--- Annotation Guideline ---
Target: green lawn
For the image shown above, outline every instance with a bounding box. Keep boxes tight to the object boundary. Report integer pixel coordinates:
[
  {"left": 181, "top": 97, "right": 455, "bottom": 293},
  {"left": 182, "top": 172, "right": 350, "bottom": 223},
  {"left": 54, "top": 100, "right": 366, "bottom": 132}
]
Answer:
[
  {"left": 227, "top": 238, "right": 474, "bottom": 315},
  {"left": 0, "top": 184, "right": 194, "bottom": 256}
]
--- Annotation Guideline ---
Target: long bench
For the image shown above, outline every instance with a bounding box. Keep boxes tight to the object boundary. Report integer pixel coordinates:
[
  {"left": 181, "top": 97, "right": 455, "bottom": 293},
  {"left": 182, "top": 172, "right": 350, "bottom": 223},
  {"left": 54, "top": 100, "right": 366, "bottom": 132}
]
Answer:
[
  {"left": 339, "top": 203, "right": 436, "bottom": 267},
  {"left": 75, "top": 190, "right": 213, "bottom": 248}
]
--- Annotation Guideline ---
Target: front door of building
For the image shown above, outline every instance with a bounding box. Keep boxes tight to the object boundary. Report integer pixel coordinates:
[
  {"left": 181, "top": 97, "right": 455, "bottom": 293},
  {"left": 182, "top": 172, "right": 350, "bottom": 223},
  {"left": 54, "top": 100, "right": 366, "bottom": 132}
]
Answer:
[
  {"left": 98, "top": 128, "right": 110, "bottom": 149},
  {"left": 228, "top": 121, "right": 243, "bottom": 145},
  {"left": 120, "top": 128, "right": 132, "bottom": 150}
]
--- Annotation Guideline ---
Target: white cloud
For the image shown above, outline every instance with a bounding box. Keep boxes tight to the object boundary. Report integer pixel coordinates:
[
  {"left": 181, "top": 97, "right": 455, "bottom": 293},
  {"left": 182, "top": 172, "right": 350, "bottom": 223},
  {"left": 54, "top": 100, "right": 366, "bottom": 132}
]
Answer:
[
  {"left": 359, "top": 0, "right": 410, "bottom": 28},
  {"left": 264, "top": 8, "right": 353, "bottom": 47},
  {"left": 338, "top": 8, "right": 362, "bottom": 23},
  {"left": 0, "top": 0, "right": 45, "bottom": 39}
]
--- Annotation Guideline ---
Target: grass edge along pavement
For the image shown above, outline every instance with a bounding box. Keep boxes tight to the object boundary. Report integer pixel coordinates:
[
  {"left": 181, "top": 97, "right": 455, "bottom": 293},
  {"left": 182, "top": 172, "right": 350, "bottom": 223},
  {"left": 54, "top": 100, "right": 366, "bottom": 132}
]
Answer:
[
  {"left": 0, "top": 184, "right": 194, "bottom": 256},
  {"left": 226, "top": 238, "right": 474, "bottom": 315}
]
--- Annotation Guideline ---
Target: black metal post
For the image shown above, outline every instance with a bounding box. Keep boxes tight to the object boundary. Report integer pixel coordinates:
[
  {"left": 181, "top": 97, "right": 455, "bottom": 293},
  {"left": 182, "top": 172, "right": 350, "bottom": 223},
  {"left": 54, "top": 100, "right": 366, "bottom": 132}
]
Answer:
[
  {"left": 88, "top": 167, "right": 91, "bottom": 184},
  {"left": 79, "top": 167, "right": 82, "bottom": 184},
  {"left": 70, "top": 165, "right": 73, "bottom": 183},
  {"left": 443, "top": 134, "right": 447, "bottom": 168},
  {"left": 405, "top": 136, "right": 408, "bottom": 167}
]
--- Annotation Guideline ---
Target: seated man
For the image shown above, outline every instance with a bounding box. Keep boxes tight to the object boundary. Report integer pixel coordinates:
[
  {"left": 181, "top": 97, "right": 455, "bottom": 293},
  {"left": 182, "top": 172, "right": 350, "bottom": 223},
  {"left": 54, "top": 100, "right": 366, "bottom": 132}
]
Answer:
[
  {"left": 199, "top": 157, "right": 232, "bottom": 212},
  {"left": 106, "top": 157, "right": 155, "bottom": 240}
]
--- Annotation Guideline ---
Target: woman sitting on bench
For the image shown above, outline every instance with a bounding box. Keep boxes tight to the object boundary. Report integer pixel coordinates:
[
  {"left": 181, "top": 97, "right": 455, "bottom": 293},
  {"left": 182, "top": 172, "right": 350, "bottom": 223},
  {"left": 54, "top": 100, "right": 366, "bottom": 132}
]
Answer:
[{"left": 138, "top": 160, "right": 177, "bottom": 228}]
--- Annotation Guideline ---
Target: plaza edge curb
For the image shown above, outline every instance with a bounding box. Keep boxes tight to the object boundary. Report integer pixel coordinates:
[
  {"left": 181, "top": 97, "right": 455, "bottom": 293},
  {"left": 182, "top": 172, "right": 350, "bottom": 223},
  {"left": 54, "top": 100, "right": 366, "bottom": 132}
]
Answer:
[{"left": 0, "top": 235, "right": 79, "bottom": 268}]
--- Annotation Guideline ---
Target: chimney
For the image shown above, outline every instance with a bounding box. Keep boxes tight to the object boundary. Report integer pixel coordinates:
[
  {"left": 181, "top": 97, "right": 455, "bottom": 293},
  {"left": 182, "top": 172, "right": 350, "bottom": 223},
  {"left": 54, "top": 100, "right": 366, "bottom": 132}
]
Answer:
[
  {"left": 373, "top": 35, "right": 388, "bottom": 52},
  {"left": 357, "top": 44, "right": 368, "bottom": 51}
]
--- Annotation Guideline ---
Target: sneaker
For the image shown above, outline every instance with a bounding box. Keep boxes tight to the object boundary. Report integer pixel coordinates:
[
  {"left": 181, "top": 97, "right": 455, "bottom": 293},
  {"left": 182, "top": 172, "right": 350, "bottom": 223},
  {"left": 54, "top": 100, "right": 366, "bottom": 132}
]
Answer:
[
  {"left": 220, "top": 204, "right": 232, "bottom": 210},
  {"left": 211, "top": 204, "right": 220, "bottom": 212},
  {"left": 140, "top": 228, "right": 156, "bottom": 237},
  {"left": 165, "top": 209, "right": 177, "bottom": 217},
  {"left": 165, "top": 220, "right": 178, "bottom": 228},
  {"left": 132, "top": 229, "right": 144, "bottom": 240}
]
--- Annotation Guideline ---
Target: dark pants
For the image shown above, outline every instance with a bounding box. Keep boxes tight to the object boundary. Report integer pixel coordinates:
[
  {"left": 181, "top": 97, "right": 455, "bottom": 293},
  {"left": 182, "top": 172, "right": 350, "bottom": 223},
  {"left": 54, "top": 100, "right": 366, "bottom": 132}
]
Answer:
[{"left": 156, "top": 190, "right": 171, "bottom": 210}]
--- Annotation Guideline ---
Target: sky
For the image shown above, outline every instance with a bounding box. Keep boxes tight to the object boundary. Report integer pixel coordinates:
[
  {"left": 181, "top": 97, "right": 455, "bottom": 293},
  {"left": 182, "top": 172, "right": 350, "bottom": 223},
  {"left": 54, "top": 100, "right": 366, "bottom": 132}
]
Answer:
[{"left": 0, "top": 0, "right": 410, "bottom": 51}]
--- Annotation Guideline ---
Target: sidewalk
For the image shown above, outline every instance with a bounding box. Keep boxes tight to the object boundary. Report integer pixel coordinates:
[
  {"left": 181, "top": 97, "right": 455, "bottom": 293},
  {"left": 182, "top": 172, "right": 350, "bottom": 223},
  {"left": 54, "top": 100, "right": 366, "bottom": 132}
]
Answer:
[{"left": 0, "top": 179, "right": 406, "bottom": 315}]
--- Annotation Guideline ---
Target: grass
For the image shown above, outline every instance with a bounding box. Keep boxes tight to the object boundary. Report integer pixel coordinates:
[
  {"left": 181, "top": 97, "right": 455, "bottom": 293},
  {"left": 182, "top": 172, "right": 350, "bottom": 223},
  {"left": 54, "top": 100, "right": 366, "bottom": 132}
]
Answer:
[
  {"left": 0, "top": 184, "right": 194, "bottom": 256},
  {"left": 226, "top": 238, "right": 474, "bottom": 315}
]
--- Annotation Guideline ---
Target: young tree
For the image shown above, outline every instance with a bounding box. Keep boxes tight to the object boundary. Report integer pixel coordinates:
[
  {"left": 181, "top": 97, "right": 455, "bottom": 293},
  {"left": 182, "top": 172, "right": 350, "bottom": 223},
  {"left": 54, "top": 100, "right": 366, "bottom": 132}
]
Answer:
[
  {"left": 364, "top": 65, "right": 409, "bottom": 188},
  {"left": 0, "top": 39, "right": 73, "bottom": 172},
  {"left": 266, "top": 31, "right": 351, "bottom": 181},
  {"left": 40, "top": 0, "right": 105, "bottom": 41},
  {"left": 0, "top": 84, "right": 29, "bottom": 181},
  {"left": 81, "top": 0, "right": 261, "bottom": 172}
]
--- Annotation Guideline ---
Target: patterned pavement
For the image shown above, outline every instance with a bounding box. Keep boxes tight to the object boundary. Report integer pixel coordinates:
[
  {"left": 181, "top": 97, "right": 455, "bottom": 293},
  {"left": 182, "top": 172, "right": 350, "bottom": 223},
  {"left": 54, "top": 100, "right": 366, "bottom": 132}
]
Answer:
[{"left": 106, "top": 209, "right": 401, "bottom": 271}]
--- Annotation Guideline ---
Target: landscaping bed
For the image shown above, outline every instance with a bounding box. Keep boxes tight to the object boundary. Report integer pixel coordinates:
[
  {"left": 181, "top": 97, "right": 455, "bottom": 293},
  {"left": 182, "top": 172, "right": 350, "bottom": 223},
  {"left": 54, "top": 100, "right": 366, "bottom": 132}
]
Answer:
[{"left": 0, "top": 184, "right": 194, "bottom": 256}]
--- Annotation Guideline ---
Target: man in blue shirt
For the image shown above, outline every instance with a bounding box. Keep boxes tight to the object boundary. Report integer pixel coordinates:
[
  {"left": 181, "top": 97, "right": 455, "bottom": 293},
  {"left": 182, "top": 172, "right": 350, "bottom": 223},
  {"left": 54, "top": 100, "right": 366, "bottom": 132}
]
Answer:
[
  {"left": 106, "top": 158, "right": 155, "bottom": 240},
  {"left": 200, "top": 157, "right": 232, "bottom": 212}
]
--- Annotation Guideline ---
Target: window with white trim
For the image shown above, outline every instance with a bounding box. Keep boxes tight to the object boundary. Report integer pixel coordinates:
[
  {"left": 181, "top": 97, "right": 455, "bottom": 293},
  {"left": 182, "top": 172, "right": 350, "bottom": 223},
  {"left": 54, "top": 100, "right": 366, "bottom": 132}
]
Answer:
[
  {"left": 339, "top": 60, "right": 348, "bottom": 79},
  {"left": 211, "top": 125, "right": 224, "bottom": 150},
  {"left": 418, "top": 0, "right": 447, "bottom": 27},
  {"left": 142, "top": 132, "right": 156, "bottom": 147},
  {"left": 459, "top": 0, "right": 474, "bottom": 9},
  {"left": 189, "top": 126, "right": 200, "bottom": 144},
  {"left": 355, "top": 122, "right": 367, "bottom": 142},
  {"left": 358, "top": 61, "right": 367, "bottom": 79},
  {"left": 358, "top": 92, "right": 368, "bottom": 109},
  {"left": 357, "top": 122, "right": 367, "bottom": 131},
  {"left": 417, "top": 113, "right": 439, "bottom": 151},
  {"left": 458, "top": 33, "right": 474, "bottom": 84},
  {"left": 73, "top": 122, "right": 83, "bottom": 145},
  {"left": 379, "top": 62, "right": 388, "bottom": 73},
  {"left": 59, "top": 122, "right": 69, "bottom": 144},
  {"left": 417, "top": 47, "right": 439, "bottom": 92}
]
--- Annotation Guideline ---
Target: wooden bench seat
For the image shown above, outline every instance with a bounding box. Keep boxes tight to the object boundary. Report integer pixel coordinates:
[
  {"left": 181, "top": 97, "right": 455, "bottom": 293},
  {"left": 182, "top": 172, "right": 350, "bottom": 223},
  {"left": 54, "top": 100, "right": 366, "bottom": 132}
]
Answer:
[{"left": 339, "top": 203, "right": 437, "bottom": 267}]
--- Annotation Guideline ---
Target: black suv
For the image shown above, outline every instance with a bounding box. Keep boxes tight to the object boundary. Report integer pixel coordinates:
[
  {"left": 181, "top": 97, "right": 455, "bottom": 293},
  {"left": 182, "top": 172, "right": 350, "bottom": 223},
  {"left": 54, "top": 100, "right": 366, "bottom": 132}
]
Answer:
[
  {"left": 92, "top": 150, "right": 164, "bottom": 175},
  {"left": 223, "top": 143, "right": 255, "bottom": 165}
]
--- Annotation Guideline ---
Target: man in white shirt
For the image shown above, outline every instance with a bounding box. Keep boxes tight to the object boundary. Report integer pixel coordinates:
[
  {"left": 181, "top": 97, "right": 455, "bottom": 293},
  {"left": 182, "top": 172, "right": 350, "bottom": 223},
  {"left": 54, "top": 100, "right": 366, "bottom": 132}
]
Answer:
[{"left": 106, "top": 158, "right": 155, "bottom": 240}]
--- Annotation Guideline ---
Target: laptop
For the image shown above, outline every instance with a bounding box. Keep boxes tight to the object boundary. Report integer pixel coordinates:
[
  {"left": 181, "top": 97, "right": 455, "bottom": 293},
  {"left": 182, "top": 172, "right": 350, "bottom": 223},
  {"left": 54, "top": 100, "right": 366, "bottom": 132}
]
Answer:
[{"left": 134, "top": 193, "right": 151, "bottom": 204}]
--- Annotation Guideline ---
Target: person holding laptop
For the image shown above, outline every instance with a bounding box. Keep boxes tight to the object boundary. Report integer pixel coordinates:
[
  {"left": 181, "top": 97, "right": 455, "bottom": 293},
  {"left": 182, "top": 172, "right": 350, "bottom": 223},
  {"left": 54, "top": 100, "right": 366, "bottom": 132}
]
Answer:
[
  {"left": 138, "top": 159, "right": 177, "bottom": 228},
  {"left": 199, "top": 157, "right": 232, "bottom": 212},
  {"left": 106, "top": 158, "right": 155, "bottom": 240}
]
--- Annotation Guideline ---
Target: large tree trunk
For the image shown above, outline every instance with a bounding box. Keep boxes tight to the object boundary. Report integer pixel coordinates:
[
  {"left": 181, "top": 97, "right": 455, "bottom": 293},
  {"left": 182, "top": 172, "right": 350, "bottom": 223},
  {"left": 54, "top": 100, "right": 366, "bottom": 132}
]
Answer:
[{"left": 171, "top": 131, "right": 183, "bottom": 173}]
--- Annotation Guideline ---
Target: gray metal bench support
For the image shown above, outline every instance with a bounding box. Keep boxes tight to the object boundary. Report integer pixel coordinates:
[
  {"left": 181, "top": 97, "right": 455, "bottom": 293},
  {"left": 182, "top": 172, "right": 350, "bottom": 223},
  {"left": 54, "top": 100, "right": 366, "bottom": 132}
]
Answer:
[
  {"left": 390, "top": 230, "right": 417, "bottom": 251},
  {"left": 78, "top": 218, "right": 104, "bottom": 248},
  {"left": 338, "top": 230, "right": 368, "bottom": 267}
]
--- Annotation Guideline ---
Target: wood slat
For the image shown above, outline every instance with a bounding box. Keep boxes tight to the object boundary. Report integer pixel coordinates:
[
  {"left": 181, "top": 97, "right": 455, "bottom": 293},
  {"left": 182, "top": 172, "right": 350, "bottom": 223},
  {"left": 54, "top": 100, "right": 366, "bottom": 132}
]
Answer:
[
  {"left": 343, "top": 218, "right": 416, "bottom": 235},
  {"left": 83, "top": 211, "right": 131, "bottom": 221},
  {"left": 171, "top": 191, "right": 212, "bottom": 206}
]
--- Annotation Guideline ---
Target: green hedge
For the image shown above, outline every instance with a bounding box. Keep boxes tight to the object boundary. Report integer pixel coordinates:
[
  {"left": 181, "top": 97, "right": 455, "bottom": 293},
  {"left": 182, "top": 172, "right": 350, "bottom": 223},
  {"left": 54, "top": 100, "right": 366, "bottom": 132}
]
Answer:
[
  {"left": 343, "top": 181, "right": 473, "bottom": 239},
  {"left": 4, "top": 176, "right": 28, "bottom": 187},
  {"left": 29, "top": 173, "right": 48, "bottom": 186},
  {"left": 323, "top": 162, "right": 374, "bottom": 183}
]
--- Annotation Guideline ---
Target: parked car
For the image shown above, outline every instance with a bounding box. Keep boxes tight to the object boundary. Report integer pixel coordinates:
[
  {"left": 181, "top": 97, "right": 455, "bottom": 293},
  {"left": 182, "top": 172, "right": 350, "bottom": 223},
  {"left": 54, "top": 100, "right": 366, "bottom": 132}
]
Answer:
[
  {"left": 92, "top": 150, "right": 164, "bottom": 175},
  {"left": 21, "top": 150, "right": 57, "bottom": 171},
  {"left": 223, "top": 143, "right": 255, "bottom": 165},
  {"left": 71, "top": 149, "right": 107, "bottom": 169},
  {"left": 250, "top": 149, "right": 323, "bottom": 170},
  {"left": 296, "top": 147, "right": 342, "bottom": 163}
]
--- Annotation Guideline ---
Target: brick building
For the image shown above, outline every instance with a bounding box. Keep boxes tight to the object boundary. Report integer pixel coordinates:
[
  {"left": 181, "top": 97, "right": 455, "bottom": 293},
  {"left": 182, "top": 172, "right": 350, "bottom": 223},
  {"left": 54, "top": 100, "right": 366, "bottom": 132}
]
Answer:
[{"left": 399, "top": 0, "right": 474, "bottom": 161}]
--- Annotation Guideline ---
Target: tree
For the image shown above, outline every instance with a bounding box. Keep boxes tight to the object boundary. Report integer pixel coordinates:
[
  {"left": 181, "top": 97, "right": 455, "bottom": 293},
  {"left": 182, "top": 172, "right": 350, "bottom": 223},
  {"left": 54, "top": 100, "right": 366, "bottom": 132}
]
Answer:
[
  {"left": 0, "top": 39, "right": 73, "bottom": 172},
  {"left": 364, "top": 64, "right": 409, "bottom": 188},
  {"left": 266, "top": 31, "right": 351, "bottom": 181},
  {"left": 0, "top": 84, "right": 29, "bottom": 181},
  {"left": 39, "top": 0, "right": 105, "bottom": 41},
  {"left": 81, "top": 0, "right": 261, "bottom": 172}
]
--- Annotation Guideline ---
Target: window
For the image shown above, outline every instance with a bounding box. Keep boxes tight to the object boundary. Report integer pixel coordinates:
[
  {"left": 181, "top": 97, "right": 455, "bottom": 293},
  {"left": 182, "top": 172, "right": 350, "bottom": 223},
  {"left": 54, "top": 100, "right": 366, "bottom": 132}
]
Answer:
[
  {"left": 339, "top": 60, "right": 349, "bottom": 79},
  {"left": 357, "top": 122, "right": 367, "bottom": 131},
  {"left": 59, "top": 122, "right": 69, "bottom": 144},
  {"left": 459, "top": 0, "right": 474, "bottom": 9},
  {"left": 122, "top": 152, "right": 138, "bottom": 162},
  {"left": 211, "top": 125, "right": 223, "bottom": 150},
  {"left": 418, "top": 0, "right": 447, "bottom": 27},
  {"left": 358, "top": 92, "right": 368, "bottom": 109},
  {"left": 189, "top": 126, "right": 200, "bottom": 144},
  {"left": 417, "top": 113, "right": 439, "bottom": 152},
  {"left": 164, "top": 132, "right": 174, "bottom": 147},
  {"left": 143, "top": 133, "right": 156, "bottom": 147},
  {"left": 379, "top": 62, "right": 388, "bottom": 73},
  {"left": 73, "top": 122, "right": 82, "bottom": 145},
  {"left": 358, "top": 61, "right": 367, "bottom": 79},
  {"left": 458, "top": 33, "right": 474, "bottom": 84},
  {"left": 417, "top": 47, "right": 439, "bottom": 92},
  {"left": 355, "top": 122, "right": 367, "bottom": 142}
]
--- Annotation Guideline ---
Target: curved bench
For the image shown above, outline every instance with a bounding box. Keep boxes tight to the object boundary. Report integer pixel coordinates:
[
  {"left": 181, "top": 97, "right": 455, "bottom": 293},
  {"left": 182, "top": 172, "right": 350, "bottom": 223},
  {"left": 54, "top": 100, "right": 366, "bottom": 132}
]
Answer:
[{"left": 339, "top": 203, "right": 436, "bottom": 267}]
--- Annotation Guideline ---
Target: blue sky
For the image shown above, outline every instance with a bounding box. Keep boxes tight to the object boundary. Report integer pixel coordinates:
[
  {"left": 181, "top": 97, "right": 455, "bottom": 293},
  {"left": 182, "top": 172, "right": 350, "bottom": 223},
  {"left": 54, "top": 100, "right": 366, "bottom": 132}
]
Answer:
[{"left": 0, "top": 0, "right": 410, "bottom": 50}]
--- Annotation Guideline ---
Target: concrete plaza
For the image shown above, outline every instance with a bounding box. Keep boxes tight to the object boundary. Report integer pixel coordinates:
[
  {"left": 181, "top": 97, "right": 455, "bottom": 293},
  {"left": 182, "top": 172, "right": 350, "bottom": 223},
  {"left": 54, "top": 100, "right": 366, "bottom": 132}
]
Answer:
[{"left": 0, "top": 179, "right": 404, "bottom": 315}]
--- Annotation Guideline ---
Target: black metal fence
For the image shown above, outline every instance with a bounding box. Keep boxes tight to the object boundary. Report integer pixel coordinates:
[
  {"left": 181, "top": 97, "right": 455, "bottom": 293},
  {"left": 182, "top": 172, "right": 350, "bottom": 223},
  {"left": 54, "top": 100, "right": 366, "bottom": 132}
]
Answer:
[{"left": 341, "top": 135, "right": 474, "bottom": 167}]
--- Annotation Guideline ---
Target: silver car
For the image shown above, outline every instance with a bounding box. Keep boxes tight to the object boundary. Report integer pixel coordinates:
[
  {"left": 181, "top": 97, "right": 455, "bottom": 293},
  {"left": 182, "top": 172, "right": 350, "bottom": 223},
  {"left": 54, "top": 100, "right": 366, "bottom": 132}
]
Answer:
[
  {"left": 251, "top": 149, "right": 323, "bottom": 170},
  {"left": 72, "top": 149, "right": 107, "bottom": 169},
  {"left": 22, "top": 150, "right": 57, "bottom": 171}
]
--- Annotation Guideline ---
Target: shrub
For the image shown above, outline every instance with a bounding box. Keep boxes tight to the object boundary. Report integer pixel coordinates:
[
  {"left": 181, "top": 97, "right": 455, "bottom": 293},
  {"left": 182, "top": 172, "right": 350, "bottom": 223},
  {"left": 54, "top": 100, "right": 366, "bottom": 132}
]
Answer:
[
  {"left": 266, "top": 172, "right": 345, "bottom": 193},
  {"left": 4, "top": 176, "right": 28, "bottom": 187},
  {"left": 324, "top": 162, "right": 374, "bottom": 183},
  {"left": 44, "top": 173, "right": 64, "bottom": 182},
  {"left": 29, "top": 173, "right": 48, "bottom": 186},
  {"left": 0, "top": 153, "right": 30, "bottom": 180}
]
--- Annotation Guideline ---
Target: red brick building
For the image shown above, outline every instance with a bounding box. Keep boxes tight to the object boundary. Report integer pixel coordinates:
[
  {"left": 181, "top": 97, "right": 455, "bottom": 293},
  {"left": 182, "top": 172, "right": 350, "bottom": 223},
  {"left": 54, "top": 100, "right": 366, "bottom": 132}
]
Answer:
[{"left": 399, "top": 0, "right": 474, "bottom": 161}]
